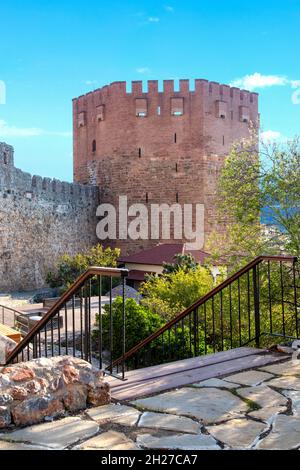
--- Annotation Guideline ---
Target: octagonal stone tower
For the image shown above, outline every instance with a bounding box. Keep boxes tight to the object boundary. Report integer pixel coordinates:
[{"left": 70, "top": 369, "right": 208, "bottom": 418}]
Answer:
[{"left": 73, "top": 79, "right": 259, "bottom": 254}]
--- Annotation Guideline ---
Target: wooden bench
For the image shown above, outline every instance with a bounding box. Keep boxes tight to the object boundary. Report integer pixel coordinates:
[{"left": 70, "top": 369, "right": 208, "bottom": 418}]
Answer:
[{"left": 0, "top": 323, "right": 22, "bottom": 344}]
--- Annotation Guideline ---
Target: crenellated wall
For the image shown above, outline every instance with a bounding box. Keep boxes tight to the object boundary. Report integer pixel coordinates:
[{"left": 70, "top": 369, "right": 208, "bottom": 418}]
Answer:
[
  {"left": 0, "top": 143, "right": 100, "bottom": 291},
  {"left": 73, "top": 78, "right": 259, "bottom": 254}
]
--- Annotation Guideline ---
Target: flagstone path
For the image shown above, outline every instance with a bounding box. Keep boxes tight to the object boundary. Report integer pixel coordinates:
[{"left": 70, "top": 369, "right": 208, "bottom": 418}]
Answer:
[{"left": 0, "top": 357, "right": 300, "bottom": 450}]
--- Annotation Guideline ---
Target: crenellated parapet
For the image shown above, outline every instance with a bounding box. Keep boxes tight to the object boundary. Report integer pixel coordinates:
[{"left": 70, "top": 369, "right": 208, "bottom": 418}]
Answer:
[
  {"left": 73, "top": 78, "right": 258, "bottom": 122},
  {"left": 0, "top": 142, "right": 99, "bottom": 203},
  {"left": 74, "top": 78, "right": 258, "bottom": 101}
]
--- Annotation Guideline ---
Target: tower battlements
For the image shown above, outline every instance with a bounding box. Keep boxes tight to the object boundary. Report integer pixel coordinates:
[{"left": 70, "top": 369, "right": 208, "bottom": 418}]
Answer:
[
  {"left": 73, "top": 77, "right": 258, "bottom": 183},
  {"left": 74, "top": 79, "right": 258, "bottom": 103},
  {"left": 73, "top": 79, "right": 258, "bottom": 130}
]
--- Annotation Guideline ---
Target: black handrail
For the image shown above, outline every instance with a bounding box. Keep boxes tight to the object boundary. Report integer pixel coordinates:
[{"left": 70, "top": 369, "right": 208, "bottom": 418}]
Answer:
[
  {"left": 5, "top": 267, "right": 128, "bottom": 377},
  {"left": 111, "top": 255, "right": 298, "bottom": 369},
  {"left": 0, "top": 304, "right": 24, "bottom": 324}
]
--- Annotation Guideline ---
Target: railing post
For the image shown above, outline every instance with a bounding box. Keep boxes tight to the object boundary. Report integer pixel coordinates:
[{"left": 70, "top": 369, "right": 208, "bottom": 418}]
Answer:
[
  {"left": 253, "top": 265, "right": 260, "bottom": 348},
  {"left": 193, "top": 309, "right": 198, "bottom": 356},
  {"left": 32, "top": 337, "right": 38, "bottom": 359},
  {"left": 84, "top": 287, "right": 89, "bottom": 362},
  {"left": 121, "top": 273, "right": 126, "bottom": 380}
]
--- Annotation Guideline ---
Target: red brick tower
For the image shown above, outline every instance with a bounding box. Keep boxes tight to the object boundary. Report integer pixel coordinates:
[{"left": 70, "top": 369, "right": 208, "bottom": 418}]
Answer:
[{"left": 73, "top": 79, "right": 259, "bottom": 254}]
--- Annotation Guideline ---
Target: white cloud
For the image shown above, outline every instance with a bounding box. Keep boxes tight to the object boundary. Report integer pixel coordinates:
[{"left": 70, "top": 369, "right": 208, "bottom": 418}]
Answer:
[
  {"left": 164, "top": 6, "right": 174, "bottom": 12},
  {"left": 0, "top": 120, "right": 71, "bottom": 138},
  {"left": 230, "top": 72, "right": 300, "bottom": 105},
  {"left": 136, "top": 67, "right": 151, "bottom": 74},
  {"left": 148, "top": 16, "right": 160, "bottom": 22},
  {"left": 292, "top": 89, "right": 300, "bottom": 105},
  {"left": 291, "top": 80, "right": 300, "bottom": 89},
  {"left": 85, "top": 80, "right": 98, "bottom": 86},
  {"left": 260, "top": 130, "right": 285, "bottom": 143},
  {"left": 230, "top": 73, "right": 289, "bottom": 91}
]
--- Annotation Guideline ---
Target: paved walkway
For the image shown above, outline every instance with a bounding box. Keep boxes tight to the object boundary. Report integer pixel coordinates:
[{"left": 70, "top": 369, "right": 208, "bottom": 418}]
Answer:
[{"left": 0, "top": 358, "right": 300, "bottom": 450}]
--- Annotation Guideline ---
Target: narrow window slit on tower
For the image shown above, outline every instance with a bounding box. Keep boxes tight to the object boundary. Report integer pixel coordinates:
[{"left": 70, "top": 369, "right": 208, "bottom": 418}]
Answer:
[
  {"left": 174, "top": 133, "right": 177, "bottom": 143},
  {"left": 92, "top": 140, "right": 96, "bottom": 152},
  {"left": 222, "top": 135, "right": 225, "bottom": 146},
  {"left": 146, "top": 193, "right": 148, "bottom": 203},
  {"left": 175, "top": 163, "right": 178, "bottom": 172},
  {"left": 176, "top": 192, "right": 179, "bottom": 203},
  {"left": 157, "top": 106, "right": 161, "bottom": 115},
  {"left": 138, "top": 148, "right": 142, "bottom": 158}
]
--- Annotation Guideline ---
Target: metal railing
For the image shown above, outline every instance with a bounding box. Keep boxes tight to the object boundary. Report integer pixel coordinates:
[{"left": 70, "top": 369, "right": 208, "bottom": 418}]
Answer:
[
  {"left": 0, "top": 304, "right": 24, "bottom": 329},
  {"left": 4, "top": 267, "right": 129, "bottom": 379},
  {"left": 3, "top": 256, "right": 299, "bottom": 378},
  {"left": 111, "top": 255, "right": 299, "bottom": 371}
]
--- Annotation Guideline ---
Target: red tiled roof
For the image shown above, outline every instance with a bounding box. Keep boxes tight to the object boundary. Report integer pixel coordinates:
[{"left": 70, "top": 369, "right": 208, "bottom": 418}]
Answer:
[
  {"left": 126, "top": 270, "right": 155, "bottom": 281},
  {"left": 119, "top": 243, "right": 212, "bottom": 266}
]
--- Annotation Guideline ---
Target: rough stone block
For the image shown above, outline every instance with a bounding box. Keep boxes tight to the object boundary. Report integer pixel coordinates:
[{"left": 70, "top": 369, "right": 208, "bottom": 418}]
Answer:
[
  {"left": 0, "top": 356, "right": 110, "bottom": 428},
  {"left": 12, "top": 396, "right": 65, "bottom": 427},
  {"left": 0, "top": 406, "right": 11, "bottom": 429}
]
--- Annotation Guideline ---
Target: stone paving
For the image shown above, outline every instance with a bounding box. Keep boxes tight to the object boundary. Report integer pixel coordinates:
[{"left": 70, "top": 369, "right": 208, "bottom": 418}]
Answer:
[{"left": 0, "top": 357, "right": 300, "bottom": 450}]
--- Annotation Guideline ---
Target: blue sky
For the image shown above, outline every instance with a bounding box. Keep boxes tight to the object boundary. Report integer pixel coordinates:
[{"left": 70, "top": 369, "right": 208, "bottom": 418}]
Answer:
[{"left": 0, "top": 0, "right": 299, "bottom": 181}]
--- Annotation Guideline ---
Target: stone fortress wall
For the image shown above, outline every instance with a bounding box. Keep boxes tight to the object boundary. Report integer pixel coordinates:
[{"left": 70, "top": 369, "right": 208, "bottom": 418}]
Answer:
[{"left": 0, "top": 142, "right": 99, "bottom": 291}]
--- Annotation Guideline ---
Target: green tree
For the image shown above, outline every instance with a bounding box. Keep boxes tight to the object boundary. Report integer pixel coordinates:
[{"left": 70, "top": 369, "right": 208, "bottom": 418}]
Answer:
[
  {"left": 46, "top": 244, "right": 120, "bottom": 292},
  {"left": 207, "top": 134, "right": 300, "bottom": 269},
  {"left": 140, "top": 266, "right": 216, "bottom": 320},
  {"left": 163, "top": 253, "right": 199, "bottom": 273}
]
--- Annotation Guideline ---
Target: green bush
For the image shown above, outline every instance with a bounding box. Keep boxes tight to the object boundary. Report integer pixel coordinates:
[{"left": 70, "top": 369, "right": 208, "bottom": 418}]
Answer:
[
  {"left": 46, "top": 244, "right": 120, "bottom": 293},
  {"left": 93, "top": 297, "right": 164, "bottom": 360},
  {"left": 93, "top": 297, "right": 215, "bottom": 368},
  {"left": 140, "top": 265, "right": 216, "bottom": 321}
]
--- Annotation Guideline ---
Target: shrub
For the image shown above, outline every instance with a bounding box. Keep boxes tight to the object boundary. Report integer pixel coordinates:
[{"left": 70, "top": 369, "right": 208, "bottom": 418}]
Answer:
[
  {"left": 93, "top": 297, "right": 215, "bottom": 368},
  {"left": 46, "top": 244, "right": 120, "bottom": 293},
  {"left": 93, "top": 297, "right": 164, "bottom": 360},
  {"left": 140, "top": 265, "right": 216, "bottom": 320}
]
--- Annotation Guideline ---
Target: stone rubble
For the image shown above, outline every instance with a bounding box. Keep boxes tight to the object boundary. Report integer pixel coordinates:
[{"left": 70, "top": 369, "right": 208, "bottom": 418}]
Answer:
[{"left": 0, "top": 356, "right": 110, "bottom": 427}]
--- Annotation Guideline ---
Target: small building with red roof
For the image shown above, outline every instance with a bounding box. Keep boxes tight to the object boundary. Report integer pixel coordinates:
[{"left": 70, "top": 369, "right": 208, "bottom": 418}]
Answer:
[{"left": 118, "top": 243, "right": 218, "bottom": 289}]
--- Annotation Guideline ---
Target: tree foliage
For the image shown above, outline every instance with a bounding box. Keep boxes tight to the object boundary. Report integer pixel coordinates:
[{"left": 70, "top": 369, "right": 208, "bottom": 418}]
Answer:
[
  {"left": 46, "top": 244, "right": 120, "bottom": 292},
  {"left": 207, "top": 133, "right": 300, "bottom": 269},
  {"left": 93, "top": 297, "right": 164, "bottom": 360},
  {"left": 162, "top": 253, "right": 199, "bottom": 273},
  {"left": 140, "top": 265, "right": 216, "bottom": 320}
]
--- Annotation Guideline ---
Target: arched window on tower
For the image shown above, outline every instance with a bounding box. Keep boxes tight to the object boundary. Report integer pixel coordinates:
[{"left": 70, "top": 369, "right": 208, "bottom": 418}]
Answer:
[
  {"left": 3, "top": 152, "right": 8, "bottom": 164},
  {"left": 92, "top": 140, "right": 96, "bottom": 153}
]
